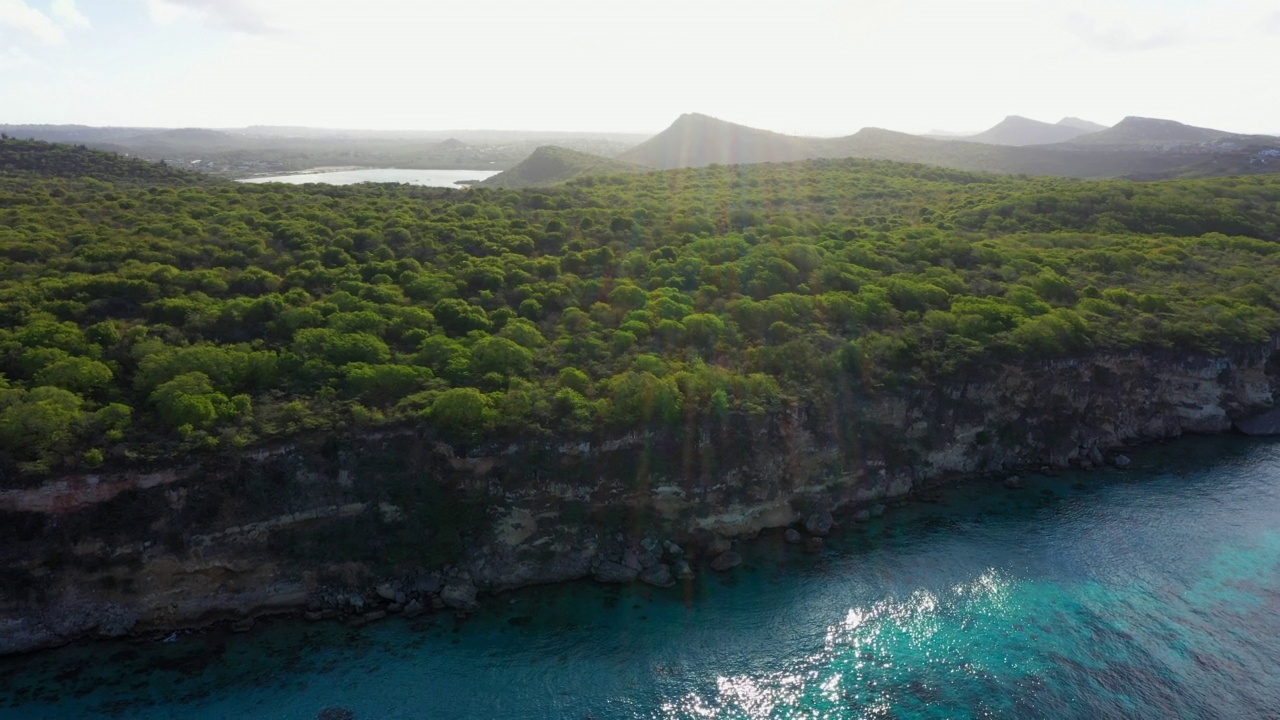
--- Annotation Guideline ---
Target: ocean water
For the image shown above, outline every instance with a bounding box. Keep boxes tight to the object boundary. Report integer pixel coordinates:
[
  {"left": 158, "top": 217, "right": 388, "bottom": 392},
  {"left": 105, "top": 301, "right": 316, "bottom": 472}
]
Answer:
[
  {"left": 3, "top": 437, "right": 1280, "bottom": 719},
  {"left": 238, "top": 168, "right": 499, "bottom": 186}
]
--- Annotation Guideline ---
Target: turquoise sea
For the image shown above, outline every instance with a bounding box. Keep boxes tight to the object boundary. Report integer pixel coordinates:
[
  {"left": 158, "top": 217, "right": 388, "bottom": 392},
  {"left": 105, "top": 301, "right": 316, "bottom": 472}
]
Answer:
[{"left": 3, "top": 437, "right": 1280, "bottom": 719}]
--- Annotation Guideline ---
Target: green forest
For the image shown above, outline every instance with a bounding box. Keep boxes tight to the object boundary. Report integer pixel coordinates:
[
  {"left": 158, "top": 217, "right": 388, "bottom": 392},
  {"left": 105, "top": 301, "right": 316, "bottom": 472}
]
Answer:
[{"left": 2, "top": 139, "right": 1279, "bottom": 479}]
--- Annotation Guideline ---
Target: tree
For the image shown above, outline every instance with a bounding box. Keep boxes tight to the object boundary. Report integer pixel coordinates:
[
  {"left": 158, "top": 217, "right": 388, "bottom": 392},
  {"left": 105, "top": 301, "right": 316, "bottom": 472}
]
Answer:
[
  {"left": 293, "top": 329, "right": 391, "bottom": 366},
  {"left": 469, "top": 336, "right": 533, "bottom": 378},
  {"left": 432, "top": 298, "right": 492, "bottom": 336},
  {"left": 343, "top": 363, "right": 432, "bottom": 406},
  {"left": 33, "top": 356, "right": 115, "bottom": 394},
  {"left": 428, "top": 387, "right": 493, "bottom": 441},
  {"left": 149, "top": 372, "right": 249, "bottom": 434},
  {"left": 0, "top": 386, "right": 87, "bottom": 471}
]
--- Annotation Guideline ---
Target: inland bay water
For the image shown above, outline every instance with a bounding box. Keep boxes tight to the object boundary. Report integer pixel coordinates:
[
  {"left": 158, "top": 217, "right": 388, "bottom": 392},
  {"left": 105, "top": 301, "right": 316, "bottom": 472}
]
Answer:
[
  {"left": 239, "top": 168, "right": 500, "bottom": 186},
  {"left": 2, "top": 436, "right": 1280, "bottom": 719}
]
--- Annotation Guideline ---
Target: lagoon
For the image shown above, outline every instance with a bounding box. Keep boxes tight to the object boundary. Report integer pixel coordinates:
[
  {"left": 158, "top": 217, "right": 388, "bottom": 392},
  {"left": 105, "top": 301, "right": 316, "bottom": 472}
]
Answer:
[{"left": 239, "top": 168, "right": 499, "bottom": 187}]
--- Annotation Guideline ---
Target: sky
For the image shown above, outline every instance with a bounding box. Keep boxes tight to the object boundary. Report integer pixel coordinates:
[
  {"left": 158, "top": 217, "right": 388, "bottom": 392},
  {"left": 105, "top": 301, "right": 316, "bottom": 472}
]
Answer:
[{"left": 1, "top": 0, "right": 1277, "bottom": 136}]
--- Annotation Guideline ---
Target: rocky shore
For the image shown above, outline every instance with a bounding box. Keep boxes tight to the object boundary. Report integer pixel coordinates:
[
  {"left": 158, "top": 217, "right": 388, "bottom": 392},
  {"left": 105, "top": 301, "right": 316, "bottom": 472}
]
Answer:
[{"left": 1, "top": 341, "right": 1277, "bottom": 655}]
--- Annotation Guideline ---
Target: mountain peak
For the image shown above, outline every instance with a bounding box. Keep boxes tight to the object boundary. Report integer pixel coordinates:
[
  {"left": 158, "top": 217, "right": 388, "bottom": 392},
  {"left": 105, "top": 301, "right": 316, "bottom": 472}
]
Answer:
[
  {"left": 1066, "top": 116, "right": 1269, "bottom": 146},
  {"left": 963, "top": 115, "right": 1096, "bottom": 146},
  {"left": 617, "top": 113, "right": 814, "bottom": 169}
]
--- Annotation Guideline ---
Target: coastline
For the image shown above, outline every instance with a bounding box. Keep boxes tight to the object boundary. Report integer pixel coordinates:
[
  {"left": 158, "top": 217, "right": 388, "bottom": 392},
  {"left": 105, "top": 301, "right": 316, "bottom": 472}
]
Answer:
[
  {"left": 0, "top": 431, "right": 1266, "bottom": 659},
  {"left": 0, "top": 344, "right": 1277, "bottom": 657}
]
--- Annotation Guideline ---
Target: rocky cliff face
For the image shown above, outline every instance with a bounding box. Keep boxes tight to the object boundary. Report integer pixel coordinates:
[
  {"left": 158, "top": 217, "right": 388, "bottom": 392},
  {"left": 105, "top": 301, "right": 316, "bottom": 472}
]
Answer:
[{"left": 1, "top": 342, "right": 1277, "bottom": 655}]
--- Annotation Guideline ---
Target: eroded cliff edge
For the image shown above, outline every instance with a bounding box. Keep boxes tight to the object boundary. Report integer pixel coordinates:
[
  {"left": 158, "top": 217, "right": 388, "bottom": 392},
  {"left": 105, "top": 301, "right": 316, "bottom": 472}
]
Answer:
[{"left": 2, "top": 342, "right": 1278, "bottom": 655}]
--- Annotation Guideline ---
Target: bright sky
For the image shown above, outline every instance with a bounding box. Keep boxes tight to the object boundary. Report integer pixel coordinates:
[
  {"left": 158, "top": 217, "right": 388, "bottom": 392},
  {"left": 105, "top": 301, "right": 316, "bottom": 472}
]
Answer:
[{"left": 2, "top": 0, "right": 1277, "bottom": 135}]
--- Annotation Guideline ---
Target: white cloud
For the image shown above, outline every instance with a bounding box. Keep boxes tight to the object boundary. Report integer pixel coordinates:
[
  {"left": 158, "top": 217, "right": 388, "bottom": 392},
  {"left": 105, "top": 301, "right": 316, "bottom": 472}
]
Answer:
[
  {"left": 148, "top": 0, "right": 275, "bottom": 34},
  {"left": 0, "top": 45, "right": 35, "bottom": 68},
  {"left": 0, "top": 0, "right": 65, "bottom": 45},
  {"left": 50, "top": 0, "right": 88, "bottom": 29}
]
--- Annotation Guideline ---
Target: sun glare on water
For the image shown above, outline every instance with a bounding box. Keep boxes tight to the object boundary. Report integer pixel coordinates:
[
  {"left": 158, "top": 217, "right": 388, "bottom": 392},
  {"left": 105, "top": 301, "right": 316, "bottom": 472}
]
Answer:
[{"left": 660, "top": 571, "right": 1018, "bottom": 718}]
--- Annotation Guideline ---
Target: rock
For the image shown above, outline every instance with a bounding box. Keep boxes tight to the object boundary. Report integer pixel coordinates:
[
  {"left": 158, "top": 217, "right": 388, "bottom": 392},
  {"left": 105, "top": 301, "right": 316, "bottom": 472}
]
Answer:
[
  {"left": 640, "top": 537, "right": 660, "bottom": 554},
  {"left": 694, "top": 530, "right": 731, "bottom": 557},
  {"left": 1113, "top": 454, "right": 1132, "bottom": 468},
  {"left": 1004, "top": 475, "right": 1023, "bottom": 489},
  {"left": 637, "top": 550, "right": 659, "bottom": 569},
  {"left": 853, "top": 510, "right": 871, "bottom": 523},
  {"left": 318, "top": 708, "right": 354, "bottom": 720},
  {"left": 395, "top": 591, "right": 407, "bottom": 605},
  {"left": 304, "top": 610, "right": 324, "bottom": 622},
  {"left": 709, "top": 551, "right": 742, "bottom": 572},
  {"left": 349, "top": 594, "right": 366, "bottom": 612},
  {"left": 593, "top": 559, "right": 640, "bottom": 584},
  {"left": 440, "top": 579, "right": 479, "bottom": 612},
  {"left": 621, "top": 547, "right": 644, "bottom": 572},
  {"left": 640, "top": 564, "right": 676, "bottom": 588},
  {"left": 415, "top": 575, "right": 442, "bottom": 595},
  {"left": 1088, "top": 446, "right": 1105, "bottom": 466},
  {"left": 804, "top": 511, "right": 834, "bottom": 537},
  {"left": 321, "top": 608, "right": 339, "bottom": 620},
  {"left": 675, "top": 560, "right": 695, "bottom": 579},
  {"left": 663, "top": 540, "right": 684, "bottom": 557},
  {"left": 430, "top": 596, "right": 446, "bottom": 611},
  {"left": 402, "top": 600, "right": 425, "bottom": 618},
  {"left": 1236, "top": 408, "right": 1280, "bottom": 436},
  {"left": 231, "top": 618, "right": 255, "bottom": 633},
  {"left": 804, "top": 537, "right": 825, "bottom": 554},
  {"left": 870, "top": 504, "right": 886, "bottom": 517},
  {"left": 362, "top": 610, "right": 387, "bottom": 623},
  {"left": 387, "top": 604, "right": 402, "bottom": 613},
  {"left": 375, "top": 583, "right": 396, "bottom": 602},
  {"left": 784, "top": 528, "right": 803, "bottom": 545}
]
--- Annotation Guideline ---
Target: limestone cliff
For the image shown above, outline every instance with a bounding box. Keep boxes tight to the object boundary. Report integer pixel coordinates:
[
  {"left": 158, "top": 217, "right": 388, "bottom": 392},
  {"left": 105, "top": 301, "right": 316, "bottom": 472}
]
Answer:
[{"left": 1, "top": 341, "right": 1277, "bottom": 655}]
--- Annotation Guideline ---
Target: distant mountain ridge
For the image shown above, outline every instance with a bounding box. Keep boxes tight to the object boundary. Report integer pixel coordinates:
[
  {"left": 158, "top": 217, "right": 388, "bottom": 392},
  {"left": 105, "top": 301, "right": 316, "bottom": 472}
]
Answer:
[
  {"left": 1065, "top": 116, "right": 1280, "bottom": 147},
  {"left": 960, "top": 116, "right": 1104, "bottom": 146},
  {"left": 593, "top": 113, "right": 1280, "bottom": 186},
  {"left": 9, "top": 114, "right": 1278, "bottom": 188}
]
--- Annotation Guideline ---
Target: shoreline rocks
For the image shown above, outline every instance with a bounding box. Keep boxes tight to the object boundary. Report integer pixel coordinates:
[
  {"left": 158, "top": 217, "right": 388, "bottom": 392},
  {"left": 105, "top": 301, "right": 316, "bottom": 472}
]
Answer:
[
  {"left": 709, "top": 551, "right": 742, "bottom": 572},
  {"left": 804, "top": 511, "right": 834, "bottom": 537},
  {"left": 440, "top": 577, "right": 479, "bottom": 612},
  {"left": 640, "top": 564, "right": 675, "bottom": 587},
  {"left": 1235, "top": 408, "right": 1280, "bottom": 436}
]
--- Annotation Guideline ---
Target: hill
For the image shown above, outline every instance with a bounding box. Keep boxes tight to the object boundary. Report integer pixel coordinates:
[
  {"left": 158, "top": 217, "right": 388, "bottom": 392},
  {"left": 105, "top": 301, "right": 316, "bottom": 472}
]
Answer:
[
  {"left": 609, "top": 113, "right": 1280, "bottom": 182},
  {"left": 2, "top": 124, "right": 647, "bottom": 176},
  {"left": 0, "top": 138, "right": 209, "bottom": 185},
  {"left": 961, "top": 116, "right": 1101, "bottom": 146},
  {"left": 481, "top": 146, "right": 643, "bottom": 187},
  {"left": 1065, "top": 116, "right": 1280, "bottom": 148},
  {"left": 614, "top": 113, "right": 817, "bottom": 169}
]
